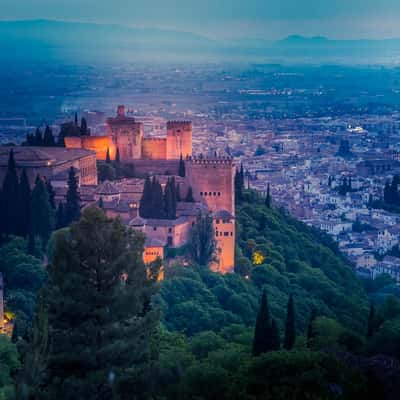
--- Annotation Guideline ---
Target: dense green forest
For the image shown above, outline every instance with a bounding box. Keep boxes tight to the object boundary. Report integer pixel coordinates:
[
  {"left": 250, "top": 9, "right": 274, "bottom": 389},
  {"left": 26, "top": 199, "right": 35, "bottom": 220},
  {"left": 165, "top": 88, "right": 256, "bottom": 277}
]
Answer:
[{"left": 1, "top": 193, "right": 400, "bottom": 399}]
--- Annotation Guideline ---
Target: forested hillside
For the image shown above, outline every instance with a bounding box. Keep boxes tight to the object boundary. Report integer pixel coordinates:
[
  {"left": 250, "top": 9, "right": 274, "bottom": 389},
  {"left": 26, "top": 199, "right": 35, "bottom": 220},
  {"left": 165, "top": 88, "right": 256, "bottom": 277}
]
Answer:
[{"left": 160, "top": 191, "right": 368, "bottom": 336}]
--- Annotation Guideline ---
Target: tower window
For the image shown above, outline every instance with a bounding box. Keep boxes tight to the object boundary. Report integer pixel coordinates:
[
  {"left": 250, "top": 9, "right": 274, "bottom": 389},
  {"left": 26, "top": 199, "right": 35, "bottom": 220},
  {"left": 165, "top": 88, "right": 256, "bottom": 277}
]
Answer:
[
  {"left": 224, "top": 232, "right": 229, "bottom": 236},
  {"left": 200, "top": 192, "right": 203, "bottom": 196},
  {"left": 209, "top": 192, "right": 212, "bottom": 196},
  {"left": 218, "top": 192, "right": 221, "bottom": 196},
  {"left": 213, "top": 192, "right": 216, "bottom": 196}
]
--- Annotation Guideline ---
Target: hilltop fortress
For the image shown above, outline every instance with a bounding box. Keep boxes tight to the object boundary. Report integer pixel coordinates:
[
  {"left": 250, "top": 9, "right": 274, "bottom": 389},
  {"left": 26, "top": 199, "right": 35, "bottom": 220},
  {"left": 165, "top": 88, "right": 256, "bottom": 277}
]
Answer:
[
  {"left": 65, "top": 105, "right": 192, "bottom": 162},
  {"left": 64, "top": 105, "right": 235, "bottom": 273}
]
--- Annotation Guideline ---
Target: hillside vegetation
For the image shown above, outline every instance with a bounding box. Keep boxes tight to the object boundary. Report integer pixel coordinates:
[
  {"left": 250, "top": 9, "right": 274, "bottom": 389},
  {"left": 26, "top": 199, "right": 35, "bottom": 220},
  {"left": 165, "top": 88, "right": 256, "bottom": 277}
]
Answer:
[{"left": 159, "top": 191, "right": 368, "bottom": 336}]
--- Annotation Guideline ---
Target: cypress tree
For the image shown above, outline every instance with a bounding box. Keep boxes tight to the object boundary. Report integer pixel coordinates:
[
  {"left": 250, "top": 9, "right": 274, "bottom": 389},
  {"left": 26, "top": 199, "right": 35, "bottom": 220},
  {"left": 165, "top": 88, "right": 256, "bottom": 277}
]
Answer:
[
  {"left": 115, "top": 147, "right": 120, "bottom": 163},
  {"left": 31, "top": 177, "right": 54, "bottom": 246},
  {"left": 139, "top": 177, "right": 152, "bottom": 218},
  {"left": 27, "top": 228, "right": 36, "bottom": 255},
  {"left": 176, "top": 183, "right": 181, "bottom": 202},
  {"left": 265, "top": 183, "right": 271, "bottom": 208},
  {"left": 46, "top": 179, "right": 56, "bottom": 210},
  {"left": 55, "top": 202, "right": 66, "bottom": 230},
  {"left": 39, "top": 206, "right": 159, "bottom": 399},
  {"left": 105, "top": 147, "right": 111, "bottom": 164},
  {"left": 189, "top": 211, "right": 216, "bottom": 265},
  {"left": 43, "top": 126, "right": 55, "bottom": 146},
  {"left": 185, "top": 186, "right": 195, "bottom": 202},
  {"left": 367, "top": 302, "right": 375, "bottom": 338},
  {"left": 74, "top": 112, "right": 78, "bottom": 126},
  {"left": 34, "top": 128, "right": 43, "bottom": 146},
  {"left": 384, "top": 180, "right": 391, "bottom": 204},
  {"left": 253, "top": 289, "right": 271, "bottom": 356},
  {"left": 306, "top": 308, "right": 317, "bottom": 348},
  {"left": 164, "top": 178, "right": 177, "bottom": 219},
  {"left": 270, "top": 318, "right": 281, "bottom": 351},
  {"left": 152, "top": 178, "right": 165, "bottom": 219},
  {"left": 98, "top": 196, "right": 104, "bottom": 209},
  {"left": 283, "top": 294, "right": 296, "bottom": 350},
  {"left": 178, "top": 154, "right": 185, "bottom": 177},
  {"left": 80, "top": 117, "right": 88, "bottom": 136},
  {"left": 2, "top": 149, "right": 20, "bottom": 236},
  {"left": 19, "top": 168, "right": 31, "bottom": 237},
  {"left": 65, "top": 167, "right": 81, "bottom": 225}
]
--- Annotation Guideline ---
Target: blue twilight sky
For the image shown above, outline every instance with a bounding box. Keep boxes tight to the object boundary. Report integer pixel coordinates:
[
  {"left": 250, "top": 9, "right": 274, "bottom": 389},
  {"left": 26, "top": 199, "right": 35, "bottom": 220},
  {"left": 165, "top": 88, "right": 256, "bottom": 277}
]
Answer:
[{"left": 2, "top": 0, "right": 400, "bottom": 39}]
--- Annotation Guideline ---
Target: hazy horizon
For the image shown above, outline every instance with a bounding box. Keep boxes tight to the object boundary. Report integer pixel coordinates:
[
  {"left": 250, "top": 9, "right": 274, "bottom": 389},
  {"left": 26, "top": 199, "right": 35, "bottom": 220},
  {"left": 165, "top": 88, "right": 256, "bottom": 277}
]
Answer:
[{"left": 2, "top": 0, "right": 400, "bottom": 40}]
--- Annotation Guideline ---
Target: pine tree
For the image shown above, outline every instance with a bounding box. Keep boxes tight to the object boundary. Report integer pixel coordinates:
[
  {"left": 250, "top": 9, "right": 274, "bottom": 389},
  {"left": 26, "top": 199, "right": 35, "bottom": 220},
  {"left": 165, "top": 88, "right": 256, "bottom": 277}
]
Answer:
[
  {"left": 367, "top": 302, "right": 375, "bottom": 338},
  {"left": 189, "top": 211, "right": 216, "bottom": 265},
  {"left": 306, "top": 308, "right": 317, "bottom": 348},
  {"left": 15, "top": 294, "right": 49, "bottom": 399},
  {"left": 178, "top": 154, "right": 185, "bottom": 177},
  {"left": 265, "top": 183, "right": 271, "bottom": 208},
  {"left": 39, "top": 206, "right": 159, "bottom": 399},
  {"left": 55, "top": 202, "right": 66, "bottom": 230},
  {"left": 65, "top": 167, "right": 81, "bottom": 225},
  {"left": 80, "top": 118, "right": 88, "bottom": 136},
  {"left": 105, "top": 147, "right": 111, "bottom": 164},
  {"left": 283, "top": 294, "right": 296, "bottom": 350},
  {"left": 19, "top": 168, "right": 31, "bottom": 237},
  {"left": 31, "top": 177, "right": 54, "bottom": 246},
  {"left": 115, "top": 147, "right": 120, "bottom": 163},
  {"left": 253, "top": 289, "right": 271, "bottom": 356},
  {"left": 185, "top": 186, "right": 195, "bottom": 202},
  {"left": 2, "top": 149, "right": 20, "bottom": 236}
]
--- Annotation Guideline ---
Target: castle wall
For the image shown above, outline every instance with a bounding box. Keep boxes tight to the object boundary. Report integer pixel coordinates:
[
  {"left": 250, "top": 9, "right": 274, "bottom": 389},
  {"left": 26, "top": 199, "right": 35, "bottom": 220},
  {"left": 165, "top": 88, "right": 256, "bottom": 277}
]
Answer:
[
  {"left": 65, "top": 136, "right": 115, "bottom": 162},
  {"left": 185, "top": 157, "right": 235, "bottom": 216},
  {"left": 128, "top": 159, "right": 180, "bottom": 176},
  {"left": 142, "top": 138, "right": 167, "bottom": 160},
  {"left": 166, "top": 121, "right": 192, "bottom": 160}
]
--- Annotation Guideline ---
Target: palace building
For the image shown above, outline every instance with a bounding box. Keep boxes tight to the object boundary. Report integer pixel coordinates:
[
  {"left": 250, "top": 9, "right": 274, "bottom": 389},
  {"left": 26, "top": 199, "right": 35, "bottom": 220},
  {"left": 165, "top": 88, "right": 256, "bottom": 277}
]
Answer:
[
  {"left": 65, "top": 105, "right": 192, "bottom": 162},
  {"left": 0, "top": 146, "right": 98, "bottom": 186},
  {"left": 9, "top": 105, "right": 236, "bottom": 274}
]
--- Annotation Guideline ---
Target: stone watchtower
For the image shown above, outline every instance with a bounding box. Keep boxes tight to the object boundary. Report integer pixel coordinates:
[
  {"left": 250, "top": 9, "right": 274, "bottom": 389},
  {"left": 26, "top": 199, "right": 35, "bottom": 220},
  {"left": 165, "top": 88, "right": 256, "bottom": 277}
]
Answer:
[
  {"left": 166, "top": 121, "right": 192, "bottom": 160},
  {"left": 185, "top": 156, "right": 235, "bottom": 273},
  {"left": 106, "top": 105, "right": 143, "bottom": 161}
]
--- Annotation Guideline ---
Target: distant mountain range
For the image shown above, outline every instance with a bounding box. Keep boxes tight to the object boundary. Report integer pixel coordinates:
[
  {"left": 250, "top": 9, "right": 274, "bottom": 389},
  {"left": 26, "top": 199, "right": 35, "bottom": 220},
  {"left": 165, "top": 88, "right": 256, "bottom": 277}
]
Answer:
[{"left": 2, "top": 19, "right": 400, "bottom": 64}]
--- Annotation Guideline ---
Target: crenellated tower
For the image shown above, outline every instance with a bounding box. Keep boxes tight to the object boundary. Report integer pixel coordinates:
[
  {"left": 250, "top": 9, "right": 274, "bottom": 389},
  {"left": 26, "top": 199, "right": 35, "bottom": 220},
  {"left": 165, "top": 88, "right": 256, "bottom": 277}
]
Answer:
[
  {"left": 185, "top": 156, "right": 235, "bottom": 273},
  {"left": 166, "top": 121, "right": 192, "bottom": 160},
  {"left": 106, "top": 105, "right": 143, "bottom": 160}
]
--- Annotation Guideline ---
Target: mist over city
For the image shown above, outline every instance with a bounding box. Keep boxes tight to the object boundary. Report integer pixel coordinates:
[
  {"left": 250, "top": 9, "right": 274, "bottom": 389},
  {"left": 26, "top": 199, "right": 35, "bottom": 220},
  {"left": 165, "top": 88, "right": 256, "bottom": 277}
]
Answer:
[{"left": 1, "top": 1, "right": 400, "bottom": 399}]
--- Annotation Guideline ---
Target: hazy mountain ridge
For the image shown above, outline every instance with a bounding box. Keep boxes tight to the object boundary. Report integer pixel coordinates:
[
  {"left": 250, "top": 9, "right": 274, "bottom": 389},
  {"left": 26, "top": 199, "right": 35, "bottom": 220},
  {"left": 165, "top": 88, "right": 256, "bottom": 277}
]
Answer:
[{"left": 2, "top": 19, "right": 400, "bottom": 63}]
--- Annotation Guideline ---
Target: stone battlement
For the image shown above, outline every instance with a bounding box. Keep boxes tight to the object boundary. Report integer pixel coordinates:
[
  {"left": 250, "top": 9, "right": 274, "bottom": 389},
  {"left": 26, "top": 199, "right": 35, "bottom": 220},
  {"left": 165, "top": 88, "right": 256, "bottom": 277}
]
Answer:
[
  {"left": 186, "top": 156, "right": 234, "bottom": 165},
  {"left": 167, "top": 121, "right": 192, "bottom": 129}
]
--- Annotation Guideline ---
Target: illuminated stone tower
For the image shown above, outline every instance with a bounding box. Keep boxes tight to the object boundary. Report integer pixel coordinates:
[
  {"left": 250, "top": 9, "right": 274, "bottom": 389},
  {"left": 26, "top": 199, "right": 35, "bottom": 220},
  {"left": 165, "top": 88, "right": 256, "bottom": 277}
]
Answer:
[
  {"left": 166, "top": 121, "right": 192, "bottom": 160},
  {"left": 185, "top": 156, "right": 235, "bottom": 273},
  {"left": 106, "top": 105, "right": 143, "bottom": 160}
]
